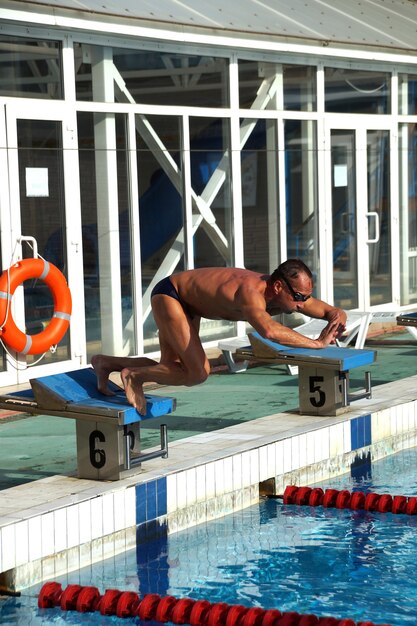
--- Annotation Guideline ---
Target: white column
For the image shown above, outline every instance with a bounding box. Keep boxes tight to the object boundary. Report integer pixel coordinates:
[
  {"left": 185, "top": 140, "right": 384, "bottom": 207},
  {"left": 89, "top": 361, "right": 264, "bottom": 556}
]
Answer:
[
  {"left": 91, "top": 46, "right": 123, "bottom": 353},
  {"left": 261, "top": 62, "right": 282, "bottom": 271}
]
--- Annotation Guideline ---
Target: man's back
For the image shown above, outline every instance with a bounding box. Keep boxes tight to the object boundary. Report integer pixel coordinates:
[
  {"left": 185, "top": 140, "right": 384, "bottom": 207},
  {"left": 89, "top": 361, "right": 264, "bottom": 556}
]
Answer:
[{"left": 170, "top": 267, "right": 267, "bottom": 321}]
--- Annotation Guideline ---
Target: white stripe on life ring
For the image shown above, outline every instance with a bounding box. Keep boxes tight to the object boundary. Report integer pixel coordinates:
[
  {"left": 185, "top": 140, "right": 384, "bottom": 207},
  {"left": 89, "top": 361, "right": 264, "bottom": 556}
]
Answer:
[
  {"left": 22, "top": 335, "right": 33, "bottom": 355},
  {"left": 53, "top": 311, "right": 71, "bottom": 321},
  {"left": 39, "top": 260, "right": 50, "bottom": 280}
]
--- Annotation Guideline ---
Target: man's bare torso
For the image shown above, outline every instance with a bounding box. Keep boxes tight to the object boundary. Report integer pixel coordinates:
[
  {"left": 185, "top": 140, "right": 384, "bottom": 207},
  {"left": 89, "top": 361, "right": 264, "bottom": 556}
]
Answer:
[{"left": 170, "top": 267, "right": 276, "bottom": 321}]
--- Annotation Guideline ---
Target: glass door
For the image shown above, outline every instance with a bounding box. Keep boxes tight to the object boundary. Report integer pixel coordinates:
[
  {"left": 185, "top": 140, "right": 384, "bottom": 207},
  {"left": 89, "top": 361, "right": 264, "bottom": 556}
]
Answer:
[
  {"left": 326, "top": 122, "right": 394, "bottom": 311},
  {"left": 0, "top": 103, "right": 85, "bottom": 385}
]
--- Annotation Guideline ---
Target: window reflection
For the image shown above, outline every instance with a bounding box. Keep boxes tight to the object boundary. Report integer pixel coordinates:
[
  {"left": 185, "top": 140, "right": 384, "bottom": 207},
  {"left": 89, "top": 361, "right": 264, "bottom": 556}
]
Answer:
[
  {"left": 239, "top": 60, "right": 316, "bottom": 111},
  {"left": 137, "top": 115, "right": 184, "bottom": 352},
  {"left": 18, "top": 119, "right": 70, "bottom": 363},
  {"left": 283, "top": 64, "right": 316, "bottom": 111},
  {"left": 189, "top": 116, "right": 236, "bottom": 339},
  {"left": 398, "top": 73, "right": 417, "bottom": 115},
  {"left": 190, "top": 117, "right": 233, "bottom": 270},
  {"left": 75, "top": 44, "right": 229, "bottom": 107},
  {"left": 399, "top": 123, "right": 417, "bottom": 304},
  {"left": 241, "top": 119, "right": 279, "bottom": 272},
  {"left": 285, "top": 120, "right": 319, "bottom": 282},
  {"left": 139, "top": 115, "right": 236, "bottom": 348},
  {"left": 325, "top": 67, "right": 390, "bottom": 114},
  {"left": 0, "top": 35, "right": 62, "bottom": 99},
  {"left": 367, "top": 130, "right": 391, "bottom": 306},
  {"left": 77, "top": 112, "right": 133, "bottom": 359},
  {"left": 331, "top": 130, "right": 358, "bottom": 309}
]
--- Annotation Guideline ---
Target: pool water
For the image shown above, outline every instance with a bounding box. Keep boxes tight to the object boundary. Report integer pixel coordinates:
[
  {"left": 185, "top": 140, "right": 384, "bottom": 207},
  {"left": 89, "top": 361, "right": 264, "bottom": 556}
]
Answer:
[{"left": 2, "top": 447, "right": 417, "bottom": 626}]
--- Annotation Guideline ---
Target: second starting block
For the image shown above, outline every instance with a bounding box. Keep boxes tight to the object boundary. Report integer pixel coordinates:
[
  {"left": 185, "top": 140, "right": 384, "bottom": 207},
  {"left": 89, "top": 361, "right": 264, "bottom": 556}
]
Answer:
[
  {"left": 397, "top": 312, "right": 417, "bottom": 330},
  {"left": 0, "top": 368, "right": 176, "bottom": 480},
  {"left": 237, "top": 332, "right": 376, "bottom": 416}
]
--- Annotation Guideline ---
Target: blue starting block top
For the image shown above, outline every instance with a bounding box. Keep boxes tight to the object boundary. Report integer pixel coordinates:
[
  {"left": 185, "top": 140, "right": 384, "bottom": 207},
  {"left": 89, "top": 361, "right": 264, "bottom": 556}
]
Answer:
[
  {"left": 247, "top": 332, "right": 376, "bottom": 371},
  {"left": 397, "top": 312, "right": 417, "bottom": 327},
  {"left": 0, "top": 368, "right": 175, "bottom": 425}
]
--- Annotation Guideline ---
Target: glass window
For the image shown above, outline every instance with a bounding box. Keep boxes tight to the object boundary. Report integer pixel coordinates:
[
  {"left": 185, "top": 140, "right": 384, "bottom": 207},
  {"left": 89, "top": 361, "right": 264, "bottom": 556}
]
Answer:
[
  {"left": 399, "top": 123, "right": 417, "bottom": 305},
  {"left": 241, "top": 119, "right": 279, "bottom": 272},
  {"left": 284, "top": 120, "right": 319, "bottom": 283},
  {"left": 283, "top": 64, "right": 316, "bottom": 111},
  {"left": 77, "top": 112, "right": 133, "bottom": 360},
  {"left": 75, "top": 43, "right": 229, "bottom": 107},
  {"left": 18, "top": 119, "right": 70, "bottom": 364},
  {"left": 399, "top": 73, "right": 417, "bottom": 115},
  {"left": 325, "top": 67, "right": 390, "bottom": 114},
  {"left": 189, "top": 116, "right": 235, "bottom": 340},
  {"left": 138, "top": 114, "right": 236, "bottom": 348},
  {"left": 190, "top": 117, "right": 233, "bottom": 267},
  {"left": 331, "top": 130, "right": 358, "bottom": 309},
  {"left": 367, "top": 130, "right": 391, "bottom": 306},
  {"left": 136, "top": 115, "right": 184, "bottom": 352},
  {"left": 0, "top": 35, "right": 62, "bottom": 99},
  {"left": 238, "top": 61, "right": 316, "bottom": 111}
]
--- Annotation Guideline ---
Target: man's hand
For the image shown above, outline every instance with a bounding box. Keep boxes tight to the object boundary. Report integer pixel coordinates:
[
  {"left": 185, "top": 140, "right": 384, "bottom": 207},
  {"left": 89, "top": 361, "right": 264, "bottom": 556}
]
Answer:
[
  {"left": 316, "top": 317, "right": 345, "bottom": 347},
  {"left": 324, "top": 310, "right": 346, "bottom": 341}
]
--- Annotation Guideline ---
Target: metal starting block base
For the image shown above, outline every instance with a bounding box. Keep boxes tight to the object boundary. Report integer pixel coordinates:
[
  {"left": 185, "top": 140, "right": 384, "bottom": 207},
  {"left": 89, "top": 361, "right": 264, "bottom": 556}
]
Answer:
[
  {"left": 237, "top": 332, "right": 377, "bottom": 416},
  {"left": 0, "top": 368, "right": 176, "bottom": 480}
]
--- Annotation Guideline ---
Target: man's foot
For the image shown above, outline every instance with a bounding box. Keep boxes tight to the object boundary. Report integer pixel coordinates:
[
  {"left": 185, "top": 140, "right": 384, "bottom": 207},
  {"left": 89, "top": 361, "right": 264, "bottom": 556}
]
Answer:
[
  {"left": 91, "top": 354, "right": 116, "bottom": 396},
  {"left": 121, "top": 368, "right": 147, "bottom": 415}
]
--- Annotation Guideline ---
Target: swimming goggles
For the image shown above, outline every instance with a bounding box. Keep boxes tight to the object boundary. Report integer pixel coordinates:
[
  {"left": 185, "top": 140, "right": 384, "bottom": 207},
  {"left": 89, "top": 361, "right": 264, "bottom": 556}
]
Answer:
[{"left": 280, "top": 275, "right": 311, "bottom": 302}]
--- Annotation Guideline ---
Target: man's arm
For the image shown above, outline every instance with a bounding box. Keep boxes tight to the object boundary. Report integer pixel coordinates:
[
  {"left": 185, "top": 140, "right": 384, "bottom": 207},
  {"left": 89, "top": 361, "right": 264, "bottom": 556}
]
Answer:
[
  {"left": 301, "top": 297, "right": 347, "bottom": 338},
  {"left": 249, "top": 310, "right": 343, "bottom": 348},
  {"left": 302, "top": 296, "right": 347, "bottom": 326},
  {"left": 241, "top": 292, "right": 346, "bottom": 349}
]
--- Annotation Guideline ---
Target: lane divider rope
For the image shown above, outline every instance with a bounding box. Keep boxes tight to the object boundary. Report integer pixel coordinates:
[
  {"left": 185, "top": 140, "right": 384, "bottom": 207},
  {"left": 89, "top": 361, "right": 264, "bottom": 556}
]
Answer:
[
  {"left": 37, "top": 582, "right": 391, "bottom": 626},
  {"left": 280, "top": 485, "right": 417, "bottom": 514}
]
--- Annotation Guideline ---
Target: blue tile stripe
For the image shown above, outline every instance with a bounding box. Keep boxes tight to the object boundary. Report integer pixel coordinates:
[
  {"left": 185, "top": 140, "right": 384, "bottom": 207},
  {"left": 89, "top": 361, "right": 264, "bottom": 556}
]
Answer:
[
  {"left": 135, "top": 477, "right": 167, "bottom": 525},
  {"left": 156, "top": 477, "right": 167, "bottom": 517},
  {"left": 350, "top": 414, "right": 372, "bottom": 451}
]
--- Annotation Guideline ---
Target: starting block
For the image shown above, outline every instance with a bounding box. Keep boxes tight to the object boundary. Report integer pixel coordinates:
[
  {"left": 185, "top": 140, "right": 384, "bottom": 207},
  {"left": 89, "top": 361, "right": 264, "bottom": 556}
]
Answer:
[
  {"left": 238, "top": 332, "right": 376, "bottom": 416},
  {"left": 0, "top": 368, "right": 176, "bottom": 480},
  {"left": 396, "top": 313, "right": 417, "bottom": 339}
]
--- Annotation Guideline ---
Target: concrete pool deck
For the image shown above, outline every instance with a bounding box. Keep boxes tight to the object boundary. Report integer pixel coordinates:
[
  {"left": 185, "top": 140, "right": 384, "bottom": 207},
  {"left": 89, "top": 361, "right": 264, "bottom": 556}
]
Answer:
[
  {"left": 1, "top": 333, "right": 417, "bottom": 490},
  {"left": 1, "top": 330, "right": 417, "bottom": 592}
]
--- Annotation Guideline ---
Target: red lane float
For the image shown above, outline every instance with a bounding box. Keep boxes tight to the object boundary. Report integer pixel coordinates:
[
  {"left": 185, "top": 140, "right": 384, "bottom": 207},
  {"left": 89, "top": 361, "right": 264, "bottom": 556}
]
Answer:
[
  {"left": 100, "top": 588, "right": 124, "bottom": 615},
  {"left": 116, "top": 591, "right": 140, "bottom": 618},
  {"left": 190, "top": 599, "right": 212, "bottom": 625},
  {"left": 172, "top": 597, "right": 196, "bottom": 624},
  {"left": 75, "top": 585, "right": 101, "bottom": 613},
  {"left": 283, "top": 485, "right": 417, "bottom": 516},
  {"left": 37, "top": 582, "right": 391, "bottom": 626},
  {"left": 59, "top": 583, "right": 82, "bottom": 611},
  {"left": 37, "top": 581, "right": 62, "bottom": 608},
  {"left": 156, "top": 594, "right": 178, "bottom": 622}
]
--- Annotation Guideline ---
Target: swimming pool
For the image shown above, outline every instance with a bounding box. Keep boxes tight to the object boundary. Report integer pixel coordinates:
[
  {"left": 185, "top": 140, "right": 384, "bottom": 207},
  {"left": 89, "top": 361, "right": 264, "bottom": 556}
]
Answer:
[{"left": 2, "top": 446, "right": 417, "bottom": 626}]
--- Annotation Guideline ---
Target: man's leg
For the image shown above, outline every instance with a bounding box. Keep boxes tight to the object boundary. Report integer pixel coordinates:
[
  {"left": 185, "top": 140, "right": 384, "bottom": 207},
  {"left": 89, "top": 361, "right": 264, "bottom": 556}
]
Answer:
[
  {"left": 91, "top": 354, "right": 158, "bottom": 395},
  {"left": 120, "top": 294, "right": 210, "bottom": 414}
]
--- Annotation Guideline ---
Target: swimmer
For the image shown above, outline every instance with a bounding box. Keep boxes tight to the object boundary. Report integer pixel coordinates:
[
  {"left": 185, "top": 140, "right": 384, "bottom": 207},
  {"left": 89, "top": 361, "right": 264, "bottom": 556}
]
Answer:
[{"left": 92, "top": 259, "right": 346, "bottom": 415}]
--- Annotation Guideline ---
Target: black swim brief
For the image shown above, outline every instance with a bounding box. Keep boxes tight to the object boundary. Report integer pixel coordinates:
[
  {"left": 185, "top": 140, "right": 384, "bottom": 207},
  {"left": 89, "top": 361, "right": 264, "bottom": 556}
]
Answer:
[
  {"left": 151, "top": 276, "right": 180, "bottom": 301},
  {"left": 151, "top": 276, "right": 195, "bottom": 318}
]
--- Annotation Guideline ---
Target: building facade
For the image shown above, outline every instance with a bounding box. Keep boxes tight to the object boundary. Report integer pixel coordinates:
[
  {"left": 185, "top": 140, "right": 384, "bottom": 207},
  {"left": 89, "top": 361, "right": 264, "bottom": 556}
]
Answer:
[{"left": 1, "top": 0, "right": 417, "bottom": 386}]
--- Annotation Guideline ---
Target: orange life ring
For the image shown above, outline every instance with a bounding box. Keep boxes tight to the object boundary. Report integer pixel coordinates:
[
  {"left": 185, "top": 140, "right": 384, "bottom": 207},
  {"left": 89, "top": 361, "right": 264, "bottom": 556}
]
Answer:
[{"left": 0, "top": 258, "right": 72, "bottom": 355}]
